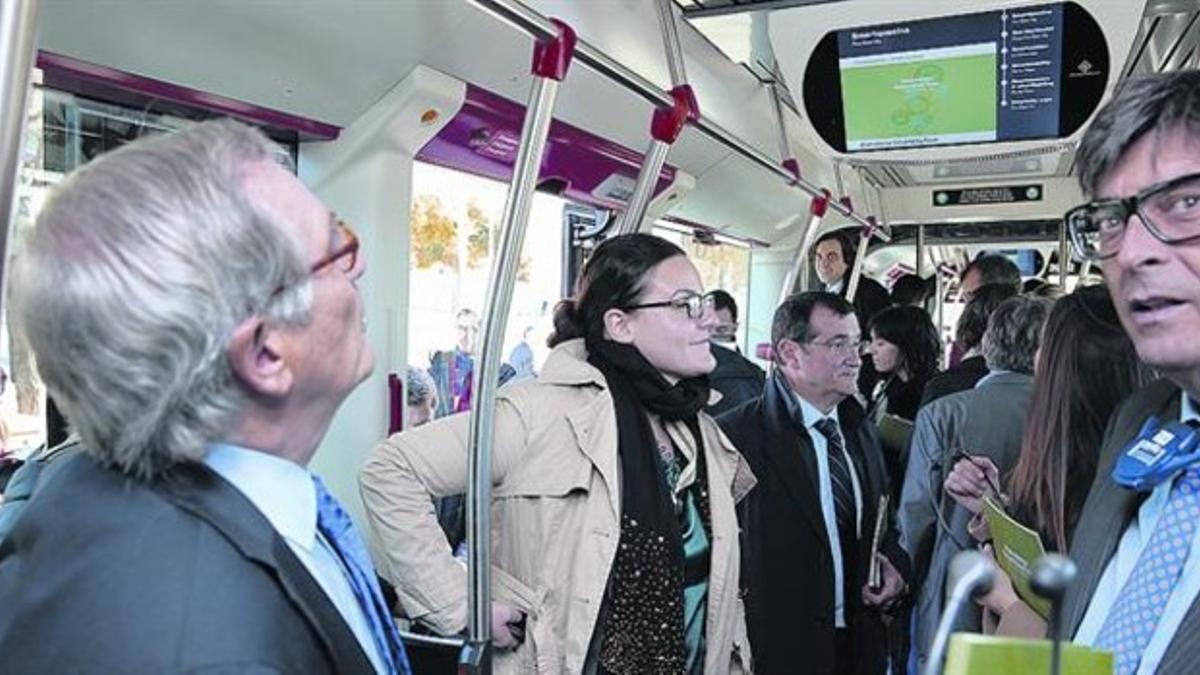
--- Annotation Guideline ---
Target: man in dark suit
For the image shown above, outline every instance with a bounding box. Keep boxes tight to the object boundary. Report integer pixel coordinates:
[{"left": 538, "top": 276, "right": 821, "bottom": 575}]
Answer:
[
  {"left": 1058, "top": 71, "right": 1200, "bottom": 673},
  {"left": 919, "top": 283, "right": 1019, "bottom": 406},
  {"left": 706, "top": 289, "right": 766, "bottom": 416},
  {"left": 0, "top": 121, "right": 410, "bottom": 673},
  {"left": 813, "top": 230, "right": 891, "bottom": 398},
  {"left": 719, "top": 292, "right": 910, "bottom": 674}
]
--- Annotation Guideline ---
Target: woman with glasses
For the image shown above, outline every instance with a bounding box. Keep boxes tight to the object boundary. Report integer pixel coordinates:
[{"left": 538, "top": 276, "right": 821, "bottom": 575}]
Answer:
[
  {"left": 360, "top": 233, "right": 754, "bottom": 674},
  {"left": 943, "top": 286, "right": 1149, "bottom": 637}
]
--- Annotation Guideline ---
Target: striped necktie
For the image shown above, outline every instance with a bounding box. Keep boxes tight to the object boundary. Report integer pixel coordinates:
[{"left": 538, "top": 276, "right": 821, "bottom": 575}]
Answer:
[
  {"left": 313, "top": 476, "right": 411, "bottom": 675},
  {"left": 814, "top": 417, "right": 857, "bottom": 540},
  {"left": 1093, "top": 457, "right": 1200, "bottom": 674}
]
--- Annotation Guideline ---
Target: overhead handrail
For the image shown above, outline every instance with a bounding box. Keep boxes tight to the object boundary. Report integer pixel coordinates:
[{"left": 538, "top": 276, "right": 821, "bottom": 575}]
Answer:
[
  {"left": 459, "top": 18, "right": 576, "bottom": 675},
  {"left": 0, "top": 0, "right": 40, "bottom": 311},
  {"left": 614, "top": 0, "right": 698, "bottom": 235},
  {"left": 779, "top": 192, "right": 829, "bottom": 303},
  {"left": 469, "top": 0, "right": 881, "bottom": 233}
]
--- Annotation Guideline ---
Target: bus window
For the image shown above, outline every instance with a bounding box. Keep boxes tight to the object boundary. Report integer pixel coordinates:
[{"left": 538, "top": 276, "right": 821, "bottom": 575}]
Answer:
[
  {"left": 408, "top": 162, "right": 565, "bottom": 415},
  {"left": 651, "top": 225, "right": 753, "bottom": 349}
]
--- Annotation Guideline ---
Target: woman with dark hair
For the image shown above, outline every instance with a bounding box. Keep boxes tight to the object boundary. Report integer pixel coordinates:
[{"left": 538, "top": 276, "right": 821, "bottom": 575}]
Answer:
[
  {"left": 943, "top": 285, "right": 1149, "bottom": 637},
  {"left": 361, "top": 233, "right": 753, "bottom": 674},
  {"left": 867, "top": 305, "right": 943, "bottom": 422}
]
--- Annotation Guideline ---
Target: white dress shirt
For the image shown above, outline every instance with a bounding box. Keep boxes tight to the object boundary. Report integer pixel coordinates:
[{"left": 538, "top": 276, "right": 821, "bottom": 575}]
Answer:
[
  {"left": 1073, "top": 394, "right": 1200, "bottom": 673},
  {"left": 205, "top": 443, "right": 387, "bottom": 674},
  {"left": 794, "top": 393, "right": 864, "bottom": 628}
]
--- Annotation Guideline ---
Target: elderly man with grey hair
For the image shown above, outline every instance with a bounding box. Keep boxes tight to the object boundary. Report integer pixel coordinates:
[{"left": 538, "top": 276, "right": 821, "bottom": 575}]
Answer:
[
  {"left": 897, "top": 294, "right": 1052, "bottom": 672},
  {"left": 0, "top": 120, "right": 409, "bottom": 674}
]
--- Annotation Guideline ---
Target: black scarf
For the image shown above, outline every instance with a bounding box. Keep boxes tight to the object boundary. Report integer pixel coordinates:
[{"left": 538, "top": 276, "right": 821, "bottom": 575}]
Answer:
[{"left": 586, "top": 337, "right": 710, "bottom": 674}]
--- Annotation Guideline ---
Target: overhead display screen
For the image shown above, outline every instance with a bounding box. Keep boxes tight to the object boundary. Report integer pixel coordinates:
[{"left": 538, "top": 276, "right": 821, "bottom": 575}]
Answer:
[{"left": 803, "top": 2, "right": 1108, "bottom": 153}]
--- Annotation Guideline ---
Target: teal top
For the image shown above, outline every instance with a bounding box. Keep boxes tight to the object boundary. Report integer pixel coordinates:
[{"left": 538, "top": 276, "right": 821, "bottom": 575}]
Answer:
[{"left": 663, "top": 449, "right": 711, "bottom": 674}]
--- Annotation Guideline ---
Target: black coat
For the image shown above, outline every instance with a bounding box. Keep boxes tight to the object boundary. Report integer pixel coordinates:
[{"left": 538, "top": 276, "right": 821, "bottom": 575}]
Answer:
[
  {"left": 705, "top": 343, "right": 767, "bottom": 417},
  {"left": 718, "top": 377, "right": 911, "bottom": 674},
  {"left": 0, "top": 451, "right": 376, "bottom": 674},
  {"left": 919, "top": 355, "right": 990, "bottom": 407}
]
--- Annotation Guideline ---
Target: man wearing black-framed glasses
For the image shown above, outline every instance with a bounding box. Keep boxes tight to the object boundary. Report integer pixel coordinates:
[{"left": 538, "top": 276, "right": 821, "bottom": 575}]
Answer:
[{"left": 1060, "top": 71, "right": 1200, "bottom": 674}]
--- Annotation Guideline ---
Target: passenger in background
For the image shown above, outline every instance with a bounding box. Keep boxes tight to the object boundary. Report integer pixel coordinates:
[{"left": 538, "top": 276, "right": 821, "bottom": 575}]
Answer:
[
  {"left": 1054, "top": 70, "right": 1200, "bottom": 673},
  {"left": 507, "top": 325, "right": 537, "bottom": 381},
  {"left": 899, "top": 295, "right": 1051, "bottom": 673},
  {"left": 920, "top": 283, "right": 1019, "bottom": 406},
  {"left": 361, "top": 234, "right": 754, "bottom": 674},
  {"left": 405, "top": 366, "right": 464, "bottom": 556},
  {"left": 866, "top": 305, "right": 943, "bottom": 498},
  {"left": 890, "top": 273, "right": 934, "bottom": 309},
  {"left": 706, "top": 289, "right": 766, "bottom": 417},
  {"left": 405, "top": 366, "right": 438, "bottom": 429},
  {"left": 1022, "top": 277, "right": 1065, "bottom": 299},
  {"left": 719, "top": 291, "right": 910, "bottom": 675},
  {"left": 959, "top": 254, "right": 1022, "bottom": 301},
  {"left": 428, "top": 308, "right": 478, "bottom": 416},
  {"left": 943, "top": 286, "right": 1148, "bottom": 637},
  {"left": 813, "top": 229, "right": 891, "bottom": 397},
  {"left": 0, "top": 120, "right": 409, "bottom": 674}
]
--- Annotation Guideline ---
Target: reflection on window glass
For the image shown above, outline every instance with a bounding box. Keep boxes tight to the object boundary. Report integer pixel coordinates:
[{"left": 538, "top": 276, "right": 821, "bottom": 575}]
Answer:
[
  {"left": 651, "top": 225, "right": 752, "bottom": 347},
  {"left": 408, "top": 162, "right": 565, "bottom": 418}
]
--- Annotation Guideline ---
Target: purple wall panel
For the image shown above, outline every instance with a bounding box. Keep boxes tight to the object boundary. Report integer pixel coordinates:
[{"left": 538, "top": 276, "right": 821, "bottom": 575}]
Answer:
[{"left": 417, "top": 83, "right": 677, "bottom": 210}]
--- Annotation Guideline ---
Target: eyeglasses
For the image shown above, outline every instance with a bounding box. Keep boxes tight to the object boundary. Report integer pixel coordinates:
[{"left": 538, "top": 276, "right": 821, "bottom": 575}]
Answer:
[
  {"left": 623, "top": 291, "right": 715, "bottom": 320},
  {"left": 1066, "top": 171, "right": 1200, "bottom": 262},
  {"left": 270, "top": 217, "right": 359, "bottom": 299},
  {"left": 805, "top": 335, "right": 867, "bottom": 356}
]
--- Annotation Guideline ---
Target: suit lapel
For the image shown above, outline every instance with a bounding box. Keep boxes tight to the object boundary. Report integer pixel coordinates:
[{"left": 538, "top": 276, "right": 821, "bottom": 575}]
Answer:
[
  {"left": 1064, "top": 381, "right": 1181, "bottom": 634},
  {"left": 157, "top": 463, "right": 375, "bottom": 674},
  {"left": 762, "top": 381, "right": 832, "bottom": 540}
]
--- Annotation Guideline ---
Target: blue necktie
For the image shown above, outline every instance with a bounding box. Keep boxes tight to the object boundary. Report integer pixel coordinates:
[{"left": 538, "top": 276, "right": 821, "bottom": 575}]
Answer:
[
  {"left": 1093, "top": 465, "right": 1200, "bottom": 674},
  {"left": 313, "top": 476, "right": 411, "bottom": 675}
]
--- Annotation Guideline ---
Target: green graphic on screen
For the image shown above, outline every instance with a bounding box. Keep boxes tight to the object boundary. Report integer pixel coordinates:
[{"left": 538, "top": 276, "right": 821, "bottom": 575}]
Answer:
[{"left": 840, "top": 48, "right": 998, "bottom": 150}]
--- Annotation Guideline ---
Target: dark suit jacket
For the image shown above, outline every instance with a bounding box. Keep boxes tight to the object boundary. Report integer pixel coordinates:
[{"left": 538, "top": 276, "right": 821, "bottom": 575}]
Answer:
[
  {"left": 1063, "top": 379, "right": 1200, "bottom": 672},
  {"left": 705, "top": 343, "right": 767, "bottom": 417},
  {"left": 0, "top": 451, "right": 376, "bottom": 674},
  {"left": 718, "top": 375, "right": 911, "bottom": 674},
  {"left": 919, "top": 355, "right": 989, "bottom": 407}
]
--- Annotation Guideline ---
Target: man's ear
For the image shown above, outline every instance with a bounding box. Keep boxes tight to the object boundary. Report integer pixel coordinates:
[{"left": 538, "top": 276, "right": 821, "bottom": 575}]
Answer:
[
  {"left": 775, "top": 339, "right": 802, "bottom": 370},
  {"left": 602, "top": 308, "right": 636, "bottom": 344},
  {"left": 228, "top": 317, "right": 293, "bottom": 398}
]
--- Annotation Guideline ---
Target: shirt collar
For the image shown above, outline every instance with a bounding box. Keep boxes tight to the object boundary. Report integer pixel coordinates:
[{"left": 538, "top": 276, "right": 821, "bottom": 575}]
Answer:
[
  {"left": 204, "top": 443, "right": 318, "bottom": 550},
  {"left": 793, "top": 389, "right": 841, "bottom": 431},
  {"left": 1182, "top": 393, "right": 1200, "bottom": 425},
  {"left": 826, "top": 279, "right": 845, "bottom": 295}
]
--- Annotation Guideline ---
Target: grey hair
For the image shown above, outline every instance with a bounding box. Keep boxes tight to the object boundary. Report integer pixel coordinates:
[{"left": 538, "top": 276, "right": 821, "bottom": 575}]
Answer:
[
  {"left": 406, "top": 366, "right": 436, "bottom": 407},
  {"left": 11, "top": 119, "right": 313, "bottom": 480},
  {"left": 981, "top": 296, "right": 1053, "bottom": 375},
  {"left": 1077, "top": 70, "right": 1200, "bottom": 197}
]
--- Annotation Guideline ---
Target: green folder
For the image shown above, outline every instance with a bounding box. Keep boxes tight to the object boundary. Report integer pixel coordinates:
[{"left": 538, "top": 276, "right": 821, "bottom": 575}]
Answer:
[
  {"left": 877, "top": 413, "right": 914, "bottom": 452},
  {"left": 982, "top": 496, "right": 1051, "bottom": 619},
  {"left": 944, "top": 633, "right": 1113, "bottom": 675}
]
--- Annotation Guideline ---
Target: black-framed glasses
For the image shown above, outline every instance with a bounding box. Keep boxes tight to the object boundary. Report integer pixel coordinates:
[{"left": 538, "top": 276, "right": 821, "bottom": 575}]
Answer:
[
  {"left": 623, "top": 291, "right": 715, "bottom": 320},
  {"left": 1066, "top": 171, "right": 1200, "bottom": 261},
  {"left": 805, "top": 335, "right": 867, "bottom": 356}
]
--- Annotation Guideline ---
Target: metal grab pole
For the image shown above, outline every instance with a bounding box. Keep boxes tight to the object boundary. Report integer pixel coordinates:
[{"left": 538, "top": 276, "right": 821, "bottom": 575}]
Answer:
[
  {"left": 1058, "top": 220, "right": 1070, "bottom": 290},
  {"left": 460, "top": 20, "right": 576, "bottom": 675},
  {"left": 467, "top": 0, "right": 881, "bottom": 233},
  {"left": 615, "top": 0, "right": 697, "bottom": 235},
  {"left": 0, "top": 0, "right": 40, "bottom": 306},
  {"left": 780, "top": 194, "right": 829, "bottom": 304},
  {"left": 846, "top": 216, "right": 880, "bottom": 302},
  {"left": 916, "top": 224, "right": 927, "bottom": 278}
]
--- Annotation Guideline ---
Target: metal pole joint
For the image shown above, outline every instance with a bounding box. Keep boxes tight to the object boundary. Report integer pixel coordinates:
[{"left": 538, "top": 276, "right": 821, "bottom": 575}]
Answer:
[
  {"left": 810, "top": 193, "right": 829, "bottom": 217},
  {"left": 650, "top": 84, "right": 698, "bottom": 144},
  {"left": 781, "top": 157, "right": 802, "bottom": 185},
  {"left": 531, "top": 18, "right": 577, "bottom": 81}
]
